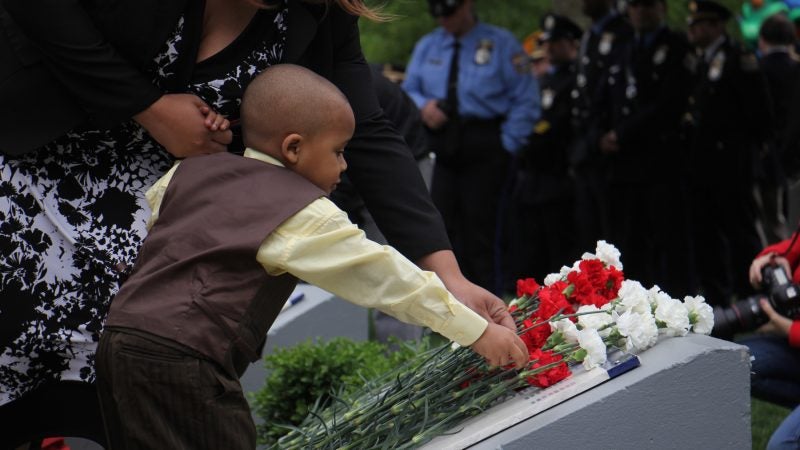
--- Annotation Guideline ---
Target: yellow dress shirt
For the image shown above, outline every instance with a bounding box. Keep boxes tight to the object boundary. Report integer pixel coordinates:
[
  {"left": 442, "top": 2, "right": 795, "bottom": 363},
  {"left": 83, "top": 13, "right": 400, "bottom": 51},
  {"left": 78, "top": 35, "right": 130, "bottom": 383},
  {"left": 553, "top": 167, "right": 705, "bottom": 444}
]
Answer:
[{"left": 145, "top": 149, "right": 488, "bottom": 346}]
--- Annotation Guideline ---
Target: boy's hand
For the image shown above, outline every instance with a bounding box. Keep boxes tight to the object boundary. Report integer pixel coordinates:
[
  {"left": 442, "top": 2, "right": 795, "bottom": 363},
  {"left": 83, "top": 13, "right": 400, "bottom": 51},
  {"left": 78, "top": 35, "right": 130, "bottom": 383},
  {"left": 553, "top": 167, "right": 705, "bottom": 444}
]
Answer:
[
  {"left": 470, "top": 323, "right": 529, "bottom": 369},
  {"left": 198, "top": 105, "right": 231, "bottom": 132}
]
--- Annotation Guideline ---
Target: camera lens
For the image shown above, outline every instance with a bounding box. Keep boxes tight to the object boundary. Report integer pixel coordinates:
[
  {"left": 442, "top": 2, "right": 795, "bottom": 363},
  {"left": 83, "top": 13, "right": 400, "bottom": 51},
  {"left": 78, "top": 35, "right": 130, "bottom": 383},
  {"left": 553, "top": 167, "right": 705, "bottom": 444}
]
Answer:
[{"left": 711, "top": 296, "right": 768, "bottom": 340}]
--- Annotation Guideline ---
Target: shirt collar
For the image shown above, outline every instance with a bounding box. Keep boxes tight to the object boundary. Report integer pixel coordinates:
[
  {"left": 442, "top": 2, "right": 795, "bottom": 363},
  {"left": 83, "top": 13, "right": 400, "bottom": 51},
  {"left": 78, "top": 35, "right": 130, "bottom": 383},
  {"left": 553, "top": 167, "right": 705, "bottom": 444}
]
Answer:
[
  {"left": 440, "top": 21, "right": 483, "bottom": 48},
  {"left": 704, "top": 35, "right": 726, "bottom": 62},
  {"left": 244, "top": 147, "right": 285, "bottom": 167},
  {"left": 636, "top": 26, "right": 665, "bottom": 49},
  {"left": 591, "top": 10, "right": 618, "bottom": 35}
]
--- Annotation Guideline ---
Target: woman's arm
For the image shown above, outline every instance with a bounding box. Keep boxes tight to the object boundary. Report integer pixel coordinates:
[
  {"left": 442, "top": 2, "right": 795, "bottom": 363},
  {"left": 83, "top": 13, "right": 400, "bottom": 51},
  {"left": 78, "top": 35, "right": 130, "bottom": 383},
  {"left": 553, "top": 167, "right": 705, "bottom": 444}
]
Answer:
[
  {"left": 327, "top": 9, "right": 449, "bottom": 261},
  {"left": 3, "top": 0, "right": 231, "bottom": 155},
  {"left": 325, "top": 10, "right": 515, "bottom": 330},
  {"left": 3, "top": 0, "right": 161, "bottom": 127}
]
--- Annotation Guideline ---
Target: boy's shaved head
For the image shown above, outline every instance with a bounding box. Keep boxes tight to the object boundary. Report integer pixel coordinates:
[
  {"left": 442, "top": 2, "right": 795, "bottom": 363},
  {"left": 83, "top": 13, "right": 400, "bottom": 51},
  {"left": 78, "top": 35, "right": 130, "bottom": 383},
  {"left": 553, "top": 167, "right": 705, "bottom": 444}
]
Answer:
[{"left": 241, "top": 64, "right": 353, "bottom": 155}]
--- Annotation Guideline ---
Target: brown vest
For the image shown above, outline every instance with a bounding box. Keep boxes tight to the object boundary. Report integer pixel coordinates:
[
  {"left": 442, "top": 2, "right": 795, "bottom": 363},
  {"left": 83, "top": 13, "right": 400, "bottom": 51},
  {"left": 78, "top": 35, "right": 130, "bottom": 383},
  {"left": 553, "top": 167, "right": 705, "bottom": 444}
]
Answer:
[{"left": 105, "top": 152, "right": 324, "bottom": 376}]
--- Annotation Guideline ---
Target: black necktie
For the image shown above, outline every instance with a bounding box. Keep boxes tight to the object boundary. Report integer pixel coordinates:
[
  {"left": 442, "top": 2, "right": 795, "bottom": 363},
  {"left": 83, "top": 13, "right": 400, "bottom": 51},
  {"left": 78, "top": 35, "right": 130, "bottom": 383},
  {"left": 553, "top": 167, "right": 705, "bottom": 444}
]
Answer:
[
  {"left": 441, "top": 41, "right": 461, "bottom": 158},
  {"left": 446, "top": 41, "right": 460, "bottom": 114}
]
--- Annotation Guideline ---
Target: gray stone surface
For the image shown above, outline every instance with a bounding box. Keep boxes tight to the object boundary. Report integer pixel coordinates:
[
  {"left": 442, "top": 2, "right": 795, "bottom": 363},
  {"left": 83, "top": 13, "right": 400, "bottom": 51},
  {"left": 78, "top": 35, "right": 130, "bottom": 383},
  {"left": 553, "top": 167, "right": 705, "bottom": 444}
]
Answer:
[{"left": 466, "top": 334, "right": 751, "bottom": 449}]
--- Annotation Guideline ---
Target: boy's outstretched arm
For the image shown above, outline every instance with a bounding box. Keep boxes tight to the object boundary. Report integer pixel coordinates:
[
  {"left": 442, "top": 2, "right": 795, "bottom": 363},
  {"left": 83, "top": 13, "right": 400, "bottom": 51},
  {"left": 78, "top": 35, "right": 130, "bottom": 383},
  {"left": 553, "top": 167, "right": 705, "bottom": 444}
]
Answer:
[{"left": 257, "top": 197, "right": 526, "bottom": 358}]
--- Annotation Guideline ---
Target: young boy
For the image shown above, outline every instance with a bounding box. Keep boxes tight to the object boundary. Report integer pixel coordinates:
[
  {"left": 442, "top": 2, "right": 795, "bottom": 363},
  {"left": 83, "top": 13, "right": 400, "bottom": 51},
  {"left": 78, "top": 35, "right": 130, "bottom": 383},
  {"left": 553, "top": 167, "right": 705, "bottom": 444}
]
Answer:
[{"left": 96, "top": 64, "right": 528, "bottom": 449}]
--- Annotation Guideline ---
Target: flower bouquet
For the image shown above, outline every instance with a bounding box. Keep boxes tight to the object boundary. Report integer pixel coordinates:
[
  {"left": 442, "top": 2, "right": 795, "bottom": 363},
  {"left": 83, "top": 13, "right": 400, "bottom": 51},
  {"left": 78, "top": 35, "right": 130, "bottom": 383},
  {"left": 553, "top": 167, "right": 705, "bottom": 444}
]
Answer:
[{"left": 275, "top": 241, "right": 714, "bottom": 449}]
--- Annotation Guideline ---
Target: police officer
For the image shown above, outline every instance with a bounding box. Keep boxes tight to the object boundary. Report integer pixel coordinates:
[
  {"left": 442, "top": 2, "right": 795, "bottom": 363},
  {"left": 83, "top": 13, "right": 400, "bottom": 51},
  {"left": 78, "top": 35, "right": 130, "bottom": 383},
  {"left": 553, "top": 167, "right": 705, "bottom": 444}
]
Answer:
[
  {"left": 756, "top": 14, "right": 798, "bottom": 244},
  {"left": 685, "top": 0, "right": 773, "bottom": 306},
  {"left": 403, "top": 0, "right": 539, "bottom": 293},
  {"left": 597, "top": 0, "right": 695, "bottom": 295},
  {"left": 571, "top": 0, "right": 633, "bottom": 253},
  {"left": 507, "top": 13, "right": 582, "bottom": 288}
]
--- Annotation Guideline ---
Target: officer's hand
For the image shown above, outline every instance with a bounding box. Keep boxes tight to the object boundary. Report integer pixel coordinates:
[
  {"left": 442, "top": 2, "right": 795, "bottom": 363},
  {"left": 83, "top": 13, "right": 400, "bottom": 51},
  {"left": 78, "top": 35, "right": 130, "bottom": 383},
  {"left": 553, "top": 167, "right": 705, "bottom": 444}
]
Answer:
[
  {"left": 749, "top": 252, "right": 792, "bottom": 289},
  {"left": 599, "top": 131, "right": 619, "bottom": 154},
  {"left": 421, "top": 99, "right": 448, "bottom": 130},
  {"left": 758, "top": 298, "right": 793, "bottom": 337}
]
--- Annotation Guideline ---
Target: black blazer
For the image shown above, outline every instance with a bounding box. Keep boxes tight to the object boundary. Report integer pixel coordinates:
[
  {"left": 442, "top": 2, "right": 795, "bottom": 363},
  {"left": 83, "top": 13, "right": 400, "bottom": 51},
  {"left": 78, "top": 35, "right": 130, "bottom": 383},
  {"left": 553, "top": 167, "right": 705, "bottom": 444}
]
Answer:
[{"left": 0, "top": 0, "right": 450, "bottom": 260}]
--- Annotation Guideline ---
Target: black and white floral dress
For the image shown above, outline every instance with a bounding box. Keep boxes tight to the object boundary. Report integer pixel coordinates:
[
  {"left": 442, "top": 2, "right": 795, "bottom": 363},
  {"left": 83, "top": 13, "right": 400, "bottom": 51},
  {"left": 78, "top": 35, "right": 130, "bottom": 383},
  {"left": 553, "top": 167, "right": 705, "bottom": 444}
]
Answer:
[{"left": 0, "top": 4, "right": 287, "bottom": 405}]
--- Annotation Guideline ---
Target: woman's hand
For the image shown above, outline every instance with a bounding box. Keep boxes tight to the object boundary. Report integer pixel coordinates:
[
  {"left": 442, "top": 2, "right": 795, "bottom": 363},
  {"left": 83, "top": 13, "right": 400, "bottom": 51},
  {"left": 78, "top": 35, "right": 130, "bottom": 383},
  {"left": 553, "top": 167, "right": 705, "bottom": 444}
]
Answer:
[
  {"left": 758, "top": 298, "right": 793, "bottom": 336},
  {"left": 416, "top": 250, "right": 517, "bottom": 332},
  {"left": 134, "top": 94, "right": 233, "bottom": 158},
  {"left": 749, "top": 252, "right": 792, "bottom": 289}
]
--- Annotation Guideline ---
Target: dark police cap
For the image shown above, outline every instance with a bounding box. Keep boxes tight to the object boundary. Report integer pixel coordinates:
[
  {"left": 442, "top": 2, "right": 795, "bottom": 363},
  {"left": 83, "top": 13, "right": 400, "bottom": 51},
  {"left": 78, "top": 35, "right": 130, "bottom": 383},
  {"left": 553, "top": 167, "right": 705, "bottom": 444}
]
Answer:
[
  {"left": 687, "top": 0, "right": 733, "bottom": 25},
  {"left": 627, "top": 0, "right": 665, "bottom": 6},
  {"left": 539, "top": 13, "right": 583, "bottom": 42},
  {"left": 427, "top": 0, "right": 464, "bottom": 18}
]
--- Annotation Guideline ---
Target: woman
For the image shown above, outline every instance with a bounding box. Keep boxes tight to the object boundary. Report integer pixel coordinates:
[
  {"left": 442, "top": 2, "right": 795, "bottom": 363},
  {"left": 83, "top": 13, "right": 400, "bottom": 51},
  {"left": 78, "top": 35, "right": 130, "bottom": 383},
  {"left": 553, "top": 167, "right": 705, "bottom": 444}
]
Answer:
[
  {"left": 738, "top": 231, "right": 800, "bottom": 449},
  {"left": 0, "top": 0, "right": 512, "bottom": 445}
]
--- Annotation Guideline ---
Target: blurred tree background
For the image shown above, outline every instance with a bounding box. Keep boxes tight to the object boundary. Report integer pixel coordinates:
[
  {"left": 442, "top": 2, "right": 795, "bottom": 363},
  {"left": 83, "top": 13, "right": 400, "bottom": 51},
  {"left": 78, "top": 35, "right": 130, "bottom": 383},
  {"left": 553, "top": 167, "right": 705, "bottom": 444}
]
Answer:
[{"left": 360, "top": 0, "right": 749, "bottom": 67}]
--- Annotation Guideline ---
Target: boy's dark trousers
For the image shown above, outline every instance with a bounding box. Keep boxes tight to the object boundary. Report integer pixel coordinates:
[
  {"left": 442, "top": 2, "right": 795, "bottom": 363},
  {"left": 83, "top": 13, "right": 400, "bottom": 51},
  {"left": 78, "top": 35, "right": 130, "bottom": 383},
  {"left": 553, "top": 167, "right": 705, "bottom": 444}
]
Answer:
[{"left": 96, "top": 328, "right": 256, "bottom": 449}]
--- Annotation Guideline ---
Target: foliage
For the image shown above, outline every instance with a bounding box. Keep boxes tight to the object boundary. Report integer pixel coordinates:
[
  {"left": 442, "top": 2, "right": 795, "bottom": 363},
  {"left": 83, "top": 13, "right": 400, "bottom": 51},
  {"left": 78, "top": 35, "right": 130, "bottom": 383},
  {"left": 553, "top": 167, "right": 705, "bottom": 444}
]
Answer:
[{"left": 251, "top": 337, "right": 428, "bottom": 446}]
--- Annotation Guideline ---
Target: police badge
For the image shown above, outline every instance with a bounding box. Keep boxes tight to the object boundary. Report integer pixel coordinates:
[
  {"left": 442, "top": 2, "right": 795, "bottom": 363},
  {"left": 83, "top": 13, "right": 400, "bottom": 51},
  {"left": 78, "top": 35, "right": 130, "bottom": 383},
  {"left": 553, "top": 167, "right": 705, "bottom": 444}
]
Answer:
[
  {"left": 541, "top": 88, "right": 554, "bottom": 110},
  {"left": 653, "top": 45, "right": 667, "bottom": 65},
  {"left": 475, "top": 39, "right": 493, "bottom": 65},
  {"left": 709, "top": 51, "right": 725, "bottom": 81},
  {"left": 599, "top": 32, "right": 614, "bottom": 55},
  {"left": 626, "top": 83, "right": 637, "bottom": 99}
]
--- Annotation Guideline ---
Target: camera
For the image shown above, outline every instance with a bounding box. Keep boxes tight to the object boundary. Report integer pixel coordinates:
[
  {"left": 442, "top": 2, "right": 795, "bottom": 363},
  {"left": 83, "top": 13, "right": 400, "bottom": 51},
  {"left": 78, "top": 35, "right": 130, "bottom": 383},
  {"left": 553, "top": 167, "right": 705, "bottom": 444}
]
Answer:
[{"left": 712, "top": 264, "right": 800, "bottom": 340}]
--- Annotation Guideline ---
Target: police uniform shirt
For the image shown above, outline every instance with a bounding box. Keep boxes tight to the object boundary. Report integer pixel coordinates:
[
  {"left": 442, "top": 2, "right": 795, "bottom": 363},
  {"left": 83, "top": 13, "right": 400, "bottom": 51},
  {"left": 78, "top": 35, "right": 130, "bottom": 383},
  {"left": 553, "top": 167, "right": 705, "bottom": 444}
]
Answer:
[{"left": 402, "top": 22, "right": 539, "bottom": 152}]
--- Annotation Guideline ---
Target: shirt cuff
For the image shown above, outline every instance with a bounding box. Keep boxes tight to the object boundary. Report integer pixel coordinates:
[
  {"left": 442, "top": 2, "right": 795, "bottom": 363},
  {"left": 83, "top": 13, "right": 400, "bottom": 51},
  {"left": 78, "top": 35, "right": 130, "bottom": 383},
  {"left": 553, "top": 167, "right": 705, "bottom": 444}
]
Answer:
[
  {"left": 436, "top": 302, "right": 489, "bottom": 347},
  {"left": 789, "top": 321, "right": 800, "bottom": 348}
]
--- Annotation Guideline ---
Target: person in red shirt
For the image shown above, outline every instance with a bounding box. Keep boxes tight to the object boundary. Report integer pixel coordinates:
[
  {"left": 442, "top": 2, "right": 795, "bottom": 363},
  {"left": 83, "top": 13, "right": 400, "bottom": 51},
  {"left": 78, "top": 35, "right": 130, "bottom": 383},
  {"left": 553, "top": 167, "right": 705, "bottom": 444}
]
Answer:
[{"left": 739, "top": 230, "right": 800, "bottom": 449}]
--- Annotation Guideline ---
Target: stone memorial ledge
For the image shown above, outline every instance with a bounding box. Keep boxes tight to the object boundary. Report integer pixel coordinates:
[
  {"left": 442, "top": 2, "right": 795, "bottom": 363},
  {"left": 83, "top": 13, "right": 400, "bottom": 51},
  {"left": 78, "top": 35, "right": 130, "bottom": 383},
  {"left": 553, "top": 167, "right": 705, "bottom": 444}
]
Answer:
[{"left": 447, "top": 334, "right": 751, "bottom": 450}]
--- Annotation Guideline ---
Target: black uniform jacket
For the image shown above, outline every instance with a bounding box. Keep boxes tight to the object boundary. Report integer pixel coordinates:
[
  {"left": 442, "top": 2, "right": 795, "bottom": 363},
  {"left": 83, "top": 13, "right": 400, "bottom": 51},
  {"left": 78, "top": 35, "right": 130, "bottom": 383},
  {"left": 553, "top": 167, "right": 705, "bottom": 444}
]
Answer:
[
  {"left": 0, "top": 0, "right": 449, "bottom": 260},
  {"left": 602, "top": 27, "right": 693, "bottom": 181}
]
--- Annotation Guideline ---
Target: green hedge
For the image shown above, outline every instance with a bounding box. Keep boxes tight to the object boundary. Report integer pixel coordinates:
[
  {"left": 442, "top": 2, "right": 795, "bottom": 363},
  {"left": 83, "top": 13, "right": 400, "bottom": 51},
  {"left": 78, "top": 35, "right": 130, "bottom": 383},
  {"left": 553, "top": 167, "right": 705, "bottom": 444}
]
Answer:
[{"left": 250, "top": 337, "right": 429, "bottom": 446}]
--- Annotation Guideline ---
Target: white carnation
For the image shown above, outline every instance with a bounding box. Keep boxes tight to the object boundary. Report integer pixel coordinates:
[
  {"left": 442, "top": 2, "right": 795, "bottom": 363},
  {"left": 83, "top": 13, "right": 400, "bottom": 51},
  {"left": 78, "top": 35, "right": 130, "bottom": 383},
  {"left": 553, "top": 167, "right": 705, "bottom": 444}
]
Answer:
[
  {"left": 550, "top": 318, "right": 579, "bottom": 344},
  {"left": 684, "top": 295, "right": 714, "bottom": 335},
  {"left": 595, "top": 240, "right": 623, "bottom": 270},
  {"left": 614, "top": 309, "right": 659, "bottom": 353},
  {"left": 577, "top": 328, "right": 608, "bottom": 370},
  {"left": 616, "top": 280, "right": 651, "bottom": 315},
  {"left": 654, "top": 295, "right": 690, "bottom": 337},
  {"left": 544, "top": 265, "right": 571, "bottom": 286},
  {"left": 577, "top": 305, "right": 614, "bottom": 337}
]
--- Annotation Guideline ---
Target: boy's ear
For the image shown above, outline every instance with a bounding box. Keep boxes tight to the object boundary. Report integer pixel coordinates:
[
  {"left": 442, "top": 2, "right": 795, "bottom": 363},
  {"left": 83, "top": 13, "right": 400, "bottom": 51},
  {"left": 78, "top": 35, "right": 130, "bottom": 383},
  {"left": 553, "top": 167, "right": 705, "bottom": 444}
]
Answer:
[{"left": 281, "top": 133, "right": 303, "bottom": 164}]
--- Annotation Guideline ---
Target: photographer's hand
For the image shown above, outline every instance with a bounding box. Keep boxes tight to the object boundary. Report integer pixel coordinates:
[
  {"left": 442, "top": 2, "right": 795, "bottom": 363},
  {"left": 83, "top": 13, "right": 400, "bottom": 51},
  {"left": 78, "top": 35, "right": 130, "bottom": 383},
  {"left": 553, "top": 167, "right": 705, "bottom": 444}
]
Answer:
[
  {"left": 759, "top": 298, "right": 793, "bottom": 337},
  {"left": 749, "top": 253, "right": 792, "bottom": 289}
]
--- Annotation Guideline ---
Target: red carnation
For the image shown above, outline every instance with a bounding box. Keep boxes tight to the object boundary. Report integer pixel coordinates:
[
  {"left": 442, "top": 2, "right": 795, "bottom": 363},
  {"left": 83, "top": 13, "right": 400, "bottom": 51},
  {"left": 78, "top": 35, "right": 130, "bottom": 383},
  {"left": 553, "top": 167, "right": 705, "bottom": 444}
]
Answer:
[
  {"left": 516, "top": 278, "right": 541, "bottom": 298},
  {"left": 537, "top": 285, "right": 574, "bottom": 320},
  {"left": 526, "top": 348, "right": 571, "bottom": 388},
  {"left": 602, "top": 266, "right": 624, "bottom": 300},
  {"left": 520, "top": 318, "right": 551, "bottom": 351},
  {"left": 579, "top": 259, "right": 607, "bottom": 290}
]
